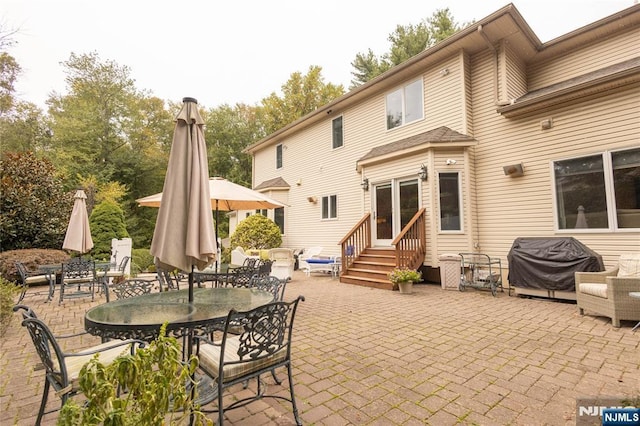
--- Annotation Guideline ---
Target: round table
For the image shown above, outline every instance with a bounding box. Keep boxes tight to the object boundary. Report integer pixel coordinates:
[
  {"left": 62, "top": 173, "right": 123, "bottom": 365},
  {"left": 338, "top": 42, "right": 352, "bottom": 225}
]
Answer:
[{"left": 85, "top": 287, "right": 274, "bottom": 341}]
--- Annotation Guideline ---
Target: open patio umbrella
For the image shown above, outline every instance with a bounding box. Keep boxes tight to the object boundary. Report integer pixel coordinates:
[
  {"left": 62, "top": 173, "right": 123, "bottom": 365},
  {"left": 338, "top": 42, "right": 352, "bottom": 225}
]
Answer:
[
  {"left": 138, "top": 176, "right": 285, "bottom": 252},
  {"left": 62, "top": 189, "right": 94, "bottom": 256},
  {"left": 150, "top": 97, "right": 216, "bottom": 304}
]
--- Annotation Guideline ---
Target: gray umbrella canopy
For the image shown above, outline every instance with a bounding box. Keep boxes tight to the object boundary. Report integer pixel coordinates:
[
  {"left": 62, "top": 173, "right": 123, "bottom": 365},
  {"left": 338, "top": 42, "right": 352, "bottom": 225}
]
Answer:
[
  {"left": 62, "top": 189, "right": 94, "bottom": 255},
  {"left": 150, "top": 98, "right": 216, "bottom": 274}
]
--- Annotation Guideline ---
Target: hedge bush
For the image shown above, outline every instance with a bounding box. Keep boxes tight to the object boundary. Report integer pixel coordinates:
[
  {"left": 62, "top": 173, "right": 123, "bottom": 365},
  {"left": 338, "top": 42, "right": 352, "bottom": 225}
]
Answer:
[
  {"left": 230, "top": 215, "right": 282, "bottom": 250},
  {"left": 0, "top": 277, "right": 20, "bottom": 337},
  {"left": 0, "top": 249, "right": 70, "bottom": 283}
]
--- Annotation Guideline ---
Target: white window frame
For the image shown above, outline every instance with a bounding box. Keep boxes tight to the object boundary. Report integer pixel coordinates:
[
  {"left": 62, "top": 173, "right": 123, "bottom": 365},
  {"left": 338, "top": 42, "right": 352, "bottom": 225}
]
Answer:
[
  {"left": 385, "top": 78, "right": 424, "bottom": 130},
  {"left": 438, "top": 171, "right": 463, "bottom": 233},
  {"left": 552, "top": 147, "right": 640, "bottom": 232},
  {"left": 321, "top": 194, "right": 337, "bottom": 220},
  {"left": 332, "top": 116, "right": 343, "bottom": 149}
]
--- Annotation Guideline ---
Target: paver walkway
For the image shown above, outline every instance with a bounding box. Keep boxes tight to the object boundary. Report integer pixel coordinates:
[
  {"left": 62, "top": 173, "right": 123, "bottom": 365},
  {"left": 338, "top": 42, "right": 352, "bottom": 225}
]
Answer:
[{"left": 1, "top": 270, "right": 638, "bottom": 425}]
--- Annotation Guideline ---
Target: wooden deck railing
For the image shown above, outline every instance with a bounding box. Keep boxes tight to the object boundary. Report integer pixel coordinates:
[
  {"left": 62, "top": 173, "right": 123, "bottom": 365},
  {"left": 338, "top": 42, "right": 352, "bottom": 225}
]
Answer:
[
  {"left": 391, "top": 208, "right": 426, "bottom": 269},
  {"left": 339, "top": 213, "right": 371, "bottom": 274}
]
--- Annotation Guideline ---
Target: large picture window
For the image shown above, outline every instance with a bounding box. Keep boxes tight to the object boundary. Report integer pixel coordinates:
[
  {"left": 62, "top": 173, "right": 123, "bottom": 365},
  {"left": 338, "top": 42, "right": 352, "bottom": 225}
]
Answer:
[
  {"left": 553, "top": 147, "right": 640, "bottom": 230},
  {"left": 386, "top": 79, "right": 424, "bottom": 130},
  {"left": 439, "top": 172, "right": 461, "bottom": 231},
  {"left": 332, "top": 116, "right": 343, "bottom": 149},
  {"left": 321, "top": 195, "right": 337, "bottom": 220}
]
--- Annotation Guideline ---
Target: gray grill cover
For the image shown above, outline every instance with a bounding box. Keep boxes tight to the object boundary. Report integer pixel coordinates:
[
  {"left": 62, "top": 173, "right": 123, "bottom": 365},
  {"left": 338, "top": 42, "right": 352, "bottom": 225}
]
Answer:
[{"left": 507, "top": 237, "right": 604, "bottom": 292}]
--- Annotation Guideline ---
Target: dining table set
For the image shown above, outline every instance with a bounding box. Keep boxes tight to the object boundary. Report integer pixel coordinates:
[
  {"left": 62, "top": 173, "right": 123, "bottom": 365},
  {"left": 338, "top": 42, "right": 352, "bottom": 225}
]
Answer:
[{"left": 37, "top": 259, "right": 112, "bottom": 304}]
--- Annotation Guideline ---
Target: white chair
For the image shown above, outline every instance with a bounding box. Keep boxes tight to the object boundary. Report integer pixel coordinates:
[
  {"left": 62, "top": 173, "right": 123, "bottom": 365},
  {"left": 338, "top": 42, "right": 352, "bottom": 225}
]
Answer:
[
  {"left": 298, "top": 247, "right": 323, "bottom": 275},
  {"left": 230, "top": 246, "right": 249, "bottom": 266},
  {"left": 269, "top": 248, "right": 295, "bottom": 281}
]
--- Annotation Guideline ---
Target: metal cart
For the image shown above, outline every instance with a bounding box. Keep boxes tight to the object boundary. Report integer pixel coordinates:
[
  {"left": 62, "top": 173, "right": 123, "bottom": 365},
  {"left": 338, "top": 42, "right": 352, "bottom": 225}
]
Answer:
[{"left": 458, "top": 252, "right": 503, "bottom": 296}]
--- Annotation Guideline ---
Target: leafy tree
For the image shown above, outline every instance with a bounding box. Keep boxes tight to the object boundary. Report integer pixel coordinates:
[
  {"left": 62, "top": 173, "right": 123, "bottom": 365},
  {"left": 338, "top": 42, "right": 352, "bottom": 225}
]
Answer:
[
  {"left": 230, "top": 214, "right": 282, "bottom": 250},
  {"left": 0, "top": 100, "right": 51, "bottom": 153},
  {"left": 0, "top": 52, "right": 19, "bottom": 115},
  {"left": 46, "top": 51, "right": 140, "bottom": 189},
  {"left": 350, "top": 8, "right": 466, "bottom": 88},
  {"left": 259, "top": 65, "right": 344, "bottom": 134},
  {"left": 0, "top": 152, "right": 72, "bottom": 250},
  {"left": 89, "top": 200, "right": 130, "bottom": 260}
]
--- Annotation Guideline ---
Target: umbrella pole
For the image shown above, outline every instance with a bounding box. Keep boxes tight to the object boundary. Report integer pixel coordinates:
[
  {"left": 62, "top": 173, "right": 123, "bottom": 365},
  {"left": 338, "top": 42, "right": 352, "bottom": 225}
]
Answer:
[
  {"left": 215, "top": 200, "right": 219, "bottom": 271},
  {"left": 188, "top": 267, "right": 195, "bottom": 426}
]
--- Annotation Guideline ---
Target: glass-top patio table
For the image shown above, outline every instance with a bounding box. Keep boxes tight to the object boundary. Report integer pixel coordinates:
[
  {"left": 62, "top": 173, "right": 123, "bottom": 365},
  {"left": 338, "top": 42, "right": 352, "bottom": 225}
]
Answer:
[{"left": 85, "top": 287, "right": 274, "bottom": 341}]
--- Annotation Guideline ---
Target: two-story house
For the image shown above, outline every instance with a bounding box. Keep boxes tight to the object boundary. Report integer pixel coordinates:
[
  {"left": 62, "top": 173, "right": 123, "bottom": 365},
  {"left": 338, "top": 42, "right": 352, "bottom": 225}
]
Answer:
[{"left": 240, "top": 3, "right": 640, "bottom": 293}]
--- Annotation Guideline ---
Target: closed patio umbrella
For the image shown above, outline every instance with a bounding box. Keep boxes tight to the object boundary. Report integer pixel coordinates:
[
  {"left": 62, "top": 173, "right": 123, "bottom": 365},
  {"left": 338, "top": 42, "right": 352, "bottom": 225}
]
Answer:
[
  {"left": 62, "top": 189, "right": 94, "bottom": 256},
  {"left": 150, "top": 97, "right": 216, "bottom": 303}
]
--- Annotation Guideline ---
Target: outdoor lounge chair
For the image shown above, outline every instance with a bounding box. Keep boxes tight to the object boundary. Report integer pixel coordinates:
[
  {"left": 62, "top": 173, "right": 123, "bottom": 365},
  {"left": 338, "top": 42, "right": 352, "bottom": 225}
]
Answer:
[
  {"left": 298, "top": 246, "right": 323, "bottom": 274},
  {"left": 576, "top": 253, "right": 640, "bottom": 327}
]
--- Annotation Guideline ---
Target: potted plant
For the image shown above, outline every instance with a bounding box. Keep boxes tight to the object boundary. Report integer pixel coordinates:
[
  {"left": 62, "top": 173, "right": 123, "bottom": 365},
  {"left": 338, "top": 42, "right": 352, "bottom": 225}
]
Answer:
[{"left": 388, "top": 267, "right": 422, "bottom": 294}]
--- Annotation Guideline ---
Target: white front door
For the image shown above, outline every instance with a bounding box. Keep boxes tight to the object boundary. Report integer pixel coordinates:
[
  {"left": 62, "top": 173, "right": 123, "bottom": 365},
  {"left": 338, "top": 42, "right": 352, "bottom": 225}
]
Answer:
[{"left": 372, "top": 178, "right": 420, "bottom": 246}]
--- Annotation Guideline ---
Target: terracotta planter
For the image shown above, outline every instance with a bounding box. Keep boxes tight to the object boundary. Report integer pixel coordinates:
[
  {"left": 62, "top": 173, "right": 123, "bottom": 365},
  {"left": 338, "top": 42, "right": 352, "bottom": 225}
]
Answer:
[{"left": 398, "top": 281, "right": 414, "bottom": 294}]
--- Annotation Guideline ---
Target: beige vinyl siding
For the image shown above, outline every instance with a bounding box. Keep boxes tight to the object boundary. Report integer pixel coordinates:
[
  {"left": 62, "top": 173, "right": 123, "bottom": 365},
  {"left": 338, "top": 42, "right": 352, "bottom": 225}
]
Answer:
[
  {"left": 528, "top": 29, "right": 640, "bottom": 90},
  {"left": 503, "top": 41, "right": 527, "bottom": 100},
  {"left": 423, "top": 54, "right": 466, "bottom": 132},
  {"left": 462, "top": 51, "right": 473, "bottom": 135},
  {"left": 470, "top": 46, "right": 639, "bottom": 271}
]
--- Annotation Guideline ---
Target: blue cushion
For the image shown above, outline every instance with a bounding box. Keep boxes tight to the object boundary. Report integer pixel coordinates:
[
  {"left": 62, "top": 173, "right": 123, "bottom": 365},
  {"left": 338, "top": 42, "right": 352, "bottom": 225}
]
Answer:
[{"left": 306, "top": 258, "right": 335, "bottom": 264}]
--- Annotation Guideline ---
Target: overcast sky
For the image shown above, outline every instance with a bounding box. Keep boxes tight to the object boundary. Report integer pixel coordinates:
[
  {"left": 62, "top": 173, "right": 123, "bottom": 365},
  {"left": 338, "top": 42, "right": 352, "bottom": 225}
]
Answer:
[{"left": 2, "top": 0, "right": 635, "bottom": 110}]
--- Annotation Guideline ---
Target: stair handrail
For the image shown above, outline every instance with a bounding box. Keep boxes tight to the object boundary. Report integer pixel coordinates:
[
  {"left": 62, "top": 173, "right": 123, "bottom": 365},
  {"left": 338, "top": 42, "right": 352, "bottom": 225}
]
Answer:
[
  {"left": 391, "top": 208, "right": 426, "bottom": 269},
  {"left": 339, "top": 213, "right": 371, "bottom": 274}
]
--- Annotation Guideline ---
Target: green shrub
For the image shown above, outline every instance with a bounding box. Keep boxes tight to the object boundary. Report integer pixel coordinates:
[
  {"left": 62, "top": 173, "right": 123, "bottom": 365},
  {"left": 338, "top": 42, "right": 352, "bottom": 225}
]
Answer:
[
  {"left": 230, "top": 214, "right": 282, "bottom": 250},
  {"left": 58, "top": 324, "right": 212, "bottom": 425},
  {"left": 89, "top": 200, "right": 130, "bottom": 260},
  {"left": 131, "top": 248, "right": 154, "bottom": 274},
  {"left": 0, "top": 277, "right": 20, "bottom": 337},
  {"left": 0, "top": 249, "right": 70, "bottom": 282}
]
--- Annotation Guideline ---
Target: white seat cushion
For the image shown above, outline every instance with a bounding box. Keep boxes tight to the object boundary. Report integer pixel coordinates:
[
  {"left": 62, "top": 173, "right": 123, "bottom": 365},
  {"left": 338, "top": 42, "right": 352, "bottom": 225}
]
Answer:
[
  {"left": 579, "top": 283, "right": 608, "bottom": 298},
  {"left": 198, "top": 336, "right": 286, "bottom": 383},
  {"left": 64, "top": 341, "right": 135, "bottom": 390},
  {"left": 618, "top": 254, "right": 640, "bottom": 277},
  {"left": 24, "top": 275, "right": 50, "bottom": 284}
]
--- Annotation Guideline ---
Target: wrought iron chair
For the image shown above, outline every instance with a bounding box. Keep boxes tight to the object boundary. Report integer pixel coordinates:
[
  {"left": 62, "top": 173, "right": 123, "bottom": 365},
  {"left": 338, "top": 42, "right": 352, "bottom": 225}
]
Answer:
[
  {"left": 195, "top": 296, "right": 305, "bottom": 425},
  {"left": 15, "top": 261, "right": 52, "bottom": 303},
  {"left": 248, "top": 275, "right": 287, "bottom": 302},
  {"left": 157, "top": 267, "right": 179, "bottom": 291},
  {"left": 13, "top": 305, "right": 144, "bottom": 424},
  {"left": 104, "top": 278, "right": 154, "bottom": 302},
  {"left": 256, "top": 259, "right": 273, "bottom": 277},
  {"left": 221, "top": 266, "right": 255, "bottom": 289},
  {"left": 59, "top": 258, "right": 97, "bottom": 304},
  {"left": 105, "top": 255, "right": 130, "bottom": 282}
]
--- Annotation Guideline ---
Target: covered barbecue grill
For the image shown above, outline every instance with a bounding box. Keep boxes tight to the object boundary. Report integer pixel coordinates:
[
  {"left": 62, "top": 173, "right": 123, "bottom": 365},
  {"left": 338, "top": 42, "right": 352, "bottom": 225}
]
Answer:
[{"left": 507, "top": 237, "right": 604, "bottom": 298}]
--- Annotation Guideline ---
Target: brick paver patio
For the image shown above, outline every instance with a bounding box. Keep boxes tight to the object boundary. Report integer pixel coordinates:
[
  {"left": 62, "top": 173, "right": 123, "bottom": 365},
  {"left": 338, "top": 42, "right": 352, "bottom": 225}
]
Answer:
[{"left": 1, "top": 270, "right": 638, "bottom": 425}]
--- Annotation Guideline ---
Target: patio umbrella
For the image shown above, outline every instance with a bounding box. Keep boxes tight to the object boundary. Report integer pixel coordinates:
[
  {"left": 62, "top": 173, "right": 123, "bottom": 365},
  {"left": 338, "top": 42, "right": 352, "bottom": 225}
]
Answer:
[
  {"left": 138, "top": 176, "right": 285, "bottom": 251},
  {"left": 150, "top": 97, "right": 216, "bottom": 304},
  {"left": 62, "top": 189, "right": 94, "bottom": 256}
]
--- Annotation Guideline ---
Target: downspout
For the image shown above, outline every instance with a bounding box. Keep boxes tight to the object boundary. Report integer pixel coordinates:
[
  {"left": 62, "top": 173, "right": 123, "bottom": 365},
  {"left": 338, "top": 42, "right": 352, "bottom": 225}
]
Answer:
[{"left": 478, "top": 25, "right": 511, "bottom": 107}]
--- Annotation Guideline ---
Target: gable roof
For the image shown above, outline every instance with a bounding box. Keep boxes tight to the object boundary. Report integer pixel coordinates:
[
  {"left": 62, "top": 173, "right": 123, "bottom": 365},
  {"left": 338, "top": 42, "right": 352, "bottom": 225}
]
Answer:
[
  {"left": 356, "top": 126, "right": 476, "bottom": 170},
  {"left": 253, "top": 176, "right": 290, "bottom": 191}
]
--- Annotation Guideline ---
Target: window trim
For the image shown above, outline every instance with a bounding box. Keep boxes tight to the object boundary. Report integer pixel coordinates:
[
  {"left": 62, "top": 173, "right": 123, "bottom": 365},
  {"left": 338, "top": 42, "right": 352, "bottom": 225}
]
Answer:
[
  {"left": 321, "top": 194, "right": 338, "bottom": 220},
  {"left": 332, "top": 115, "right": 344, "bottom": 149},
  {"left": 437, "top": 171, "right": 463, "bottom": 233},
  {"left": 385, "top": 78, "right": 424, "bottom": 130},
  {"left": 274, "top": 207, "right": 285, "bottom": 235},
  {"left": 551, "top": 147, "right": 640, "bottom": 232}
]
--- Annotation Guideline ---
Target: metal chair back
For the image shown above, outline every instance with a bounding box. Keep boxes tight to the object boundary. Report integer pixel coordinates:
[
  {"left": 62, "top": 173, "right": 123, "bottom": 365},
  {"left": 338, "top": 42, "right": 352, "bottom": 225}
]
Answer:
[
  {"left": 108, "top": 278, "right": 154, "bottom": 301},
  {"left": 248, "top": 275, "right": 287, "bottom": 301},
  {"left": 59, "top": 258, "right": 96, "bottom": 304}
]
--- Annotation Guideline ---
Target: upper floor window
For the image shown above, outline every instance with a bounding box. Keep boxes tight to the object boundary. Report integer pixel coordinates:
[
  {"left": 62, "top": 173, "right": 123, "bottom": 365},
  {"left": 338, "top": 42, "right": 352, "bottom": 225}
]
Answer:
[
  {"left": 439, "top": 172, "right": 462, "bottom": 231},
  {"left": 276, "top": 144, "right": 283, "bottom": 169},
  {"left": 386, "top": 79, "right": 424, "bottom": 130},
  {"left": 321, "top": 195, "right": 337, "bottom": 220},
  {"left": 332, "top": 116, "right": 343, "bottom": 149},
  {"left": 255, "top": 209, "right": 267, "bottom": 216},
  {"left": 553, "top": 147, "right": 640, "bottom": 230}
]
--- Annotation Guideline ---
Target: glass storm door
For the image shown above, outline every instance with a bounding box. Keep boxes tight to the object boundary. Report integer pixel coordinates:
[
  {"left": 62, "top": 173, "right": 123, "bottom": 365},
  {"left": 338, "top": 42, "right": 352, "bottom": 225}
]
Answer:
[{"left": 373, "top": 179, "right": 419, "bottom": 246}]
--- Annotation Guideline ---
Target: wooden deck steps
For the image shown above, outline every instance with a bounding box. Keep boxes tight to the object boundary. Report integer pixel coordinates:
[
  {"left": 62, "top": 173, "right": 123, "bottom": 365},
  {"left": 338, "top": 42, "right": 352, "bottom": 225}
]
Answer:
[{"left": 339, "top": 247, "right": 397, "bottom": 290}]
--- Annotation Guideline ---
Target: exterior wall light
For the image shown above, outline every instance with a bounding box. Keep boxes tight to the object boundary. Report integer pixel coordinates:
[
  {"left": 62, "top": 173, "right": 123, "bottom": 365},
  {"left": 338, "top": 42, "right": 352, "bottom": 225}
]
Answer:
[
  {"left": 361, "top": 178, "right": 369, "bottom": 191},
  {"left": 418, "top": 164, "right": 428, "bottom": 181}
]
